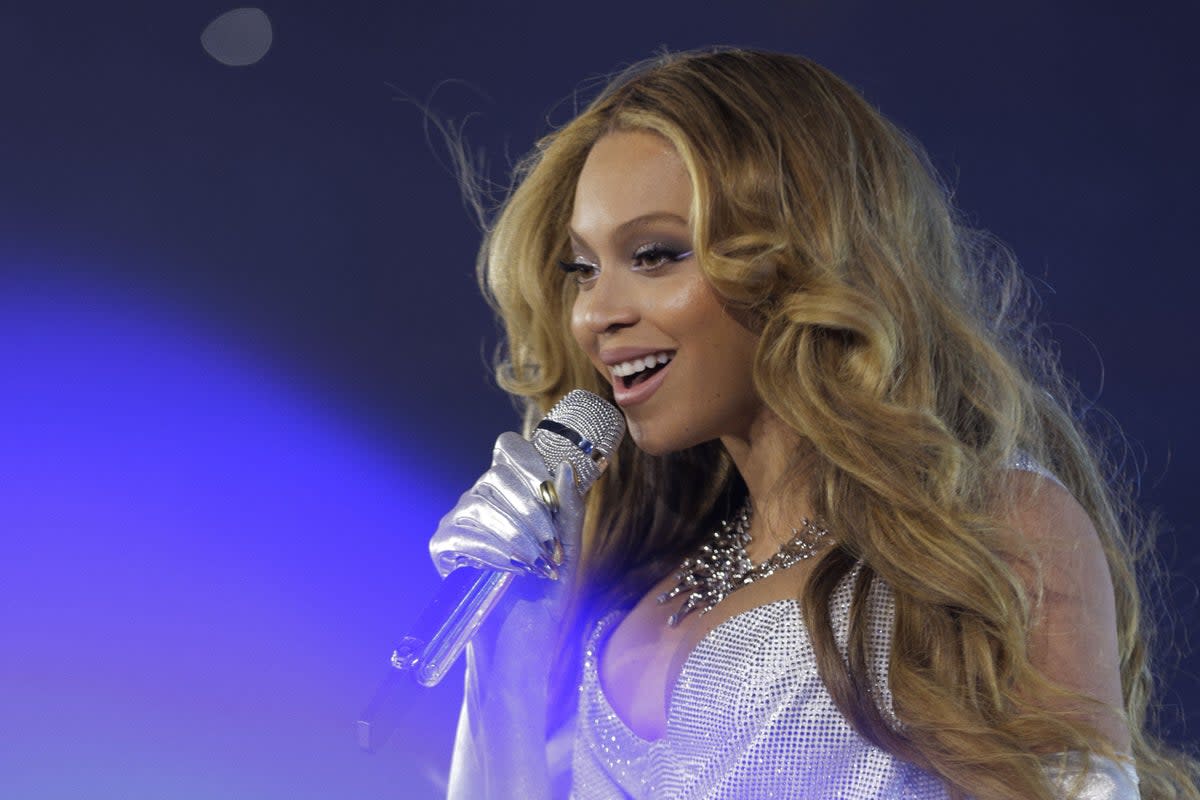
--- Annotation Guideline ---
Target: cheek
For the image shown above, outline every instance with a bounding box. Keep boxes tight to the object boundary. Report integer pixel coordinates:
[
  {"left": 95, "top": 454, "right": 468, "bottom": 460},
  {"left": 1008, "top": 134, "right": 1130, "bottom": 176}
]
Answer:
[
  {"left": 661, "top": 277, "right": 730, "bottom": 340},
  {"left": 661, "top": 278, "right": 710, "bottom": 318},
  {"left": 569, "top": 296, "right": 591, "bottom": 354},
  {"left": 668, "top": 283, "right": 759, "bottom": 382}
]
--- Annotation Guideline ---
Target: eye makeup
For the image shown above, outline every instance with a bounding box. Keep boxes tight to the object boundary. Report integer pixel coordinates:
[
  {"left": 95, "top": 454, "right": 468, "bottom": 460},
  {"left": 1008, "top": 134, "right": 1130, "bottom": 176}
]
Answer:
[
  {"left": 631, "top": 243, "right": 693, "bottom": 270},
  {"left": 557, "top": 258, "right": 599, "bottom": 286},
  {"left": 558, "top": 242, "right": 693, "bottom": 281}
]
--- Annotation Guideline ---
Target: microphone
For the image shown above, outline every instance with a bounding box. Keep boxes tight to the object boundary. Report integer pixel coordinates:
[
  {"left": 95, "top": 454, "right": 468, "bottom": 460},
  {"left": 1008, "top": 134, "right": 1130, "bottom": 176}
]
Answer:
[{"left": 392, "top": 389, "right": 625, "bottom": 688}]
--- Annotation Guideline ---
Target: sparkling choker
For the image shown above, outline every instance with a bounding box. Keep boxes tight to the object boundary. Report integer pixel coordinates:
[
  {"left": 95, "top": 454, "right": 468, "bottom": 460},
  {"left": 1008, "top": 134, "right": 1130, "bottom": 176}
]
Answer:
[{"left": 657, "top": 501, "right": 831, "bottom": 627}]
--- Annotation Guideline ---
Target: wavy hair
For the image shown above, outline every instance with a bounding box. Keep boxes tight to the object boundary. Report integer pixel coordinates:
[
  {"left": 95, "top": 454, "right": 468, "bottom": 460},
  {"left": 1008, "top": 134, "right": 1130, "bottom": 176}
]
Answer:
[{"left": 474, "top": 48, "right": 1197, "bottom": 799}]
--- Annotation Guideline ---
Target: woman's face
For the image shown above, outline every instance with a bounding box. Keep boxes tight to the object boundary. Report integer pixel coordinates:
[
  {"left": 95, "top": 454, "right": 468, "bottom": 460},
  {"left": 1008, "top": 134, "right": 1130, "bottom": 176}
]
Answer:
[{"left": 567, "top": 130, "right": 762, "bottom": 455}]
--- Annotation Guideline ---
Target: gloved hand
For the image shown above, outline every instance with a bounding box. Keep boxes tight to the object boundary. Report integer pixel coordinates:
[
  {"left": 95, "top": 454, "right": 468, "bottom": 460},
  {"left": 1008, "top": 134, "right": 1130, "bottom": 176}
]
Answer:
[
  {"left": 430, "top": 431, "right": 588, "bottom": 799},
  {"left": 430, "top": 431, "right": 586, "bottom": 597}
]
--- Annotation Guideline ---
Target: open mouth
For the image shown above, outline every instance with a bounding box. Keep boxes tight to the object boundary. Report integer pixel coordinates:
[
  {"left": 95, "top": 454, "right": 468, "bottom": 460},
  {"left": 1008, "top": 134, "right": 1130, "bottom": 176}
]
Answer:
[
  {"left": 611, "top": 351, "right": 674, "bottom": 390},
  {"left": 622, "top": 361, "right": 667, "bottom": 389}
]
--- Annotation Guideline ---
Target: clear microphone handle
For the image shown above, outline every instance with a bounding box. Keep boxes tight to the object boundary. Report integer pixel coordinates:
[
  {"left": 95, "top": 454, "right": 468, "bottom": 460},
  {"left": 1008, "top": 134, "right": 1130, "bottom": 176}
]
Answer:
[{"left": 390, "top": 567, "right": 515, "bottom": 686}]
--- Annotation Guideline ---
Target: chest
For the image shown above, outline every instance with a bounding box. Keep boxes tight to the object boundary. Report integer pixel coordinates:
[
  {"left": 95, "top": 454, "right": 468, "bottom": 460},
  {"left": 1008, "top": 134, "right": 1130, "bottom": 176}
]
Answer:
[
  {"left": 573, "top": 568, "right": 922, "bottom": 800},
  {"left": 600, "top": 562, "right": 824, "bottom": 740}
]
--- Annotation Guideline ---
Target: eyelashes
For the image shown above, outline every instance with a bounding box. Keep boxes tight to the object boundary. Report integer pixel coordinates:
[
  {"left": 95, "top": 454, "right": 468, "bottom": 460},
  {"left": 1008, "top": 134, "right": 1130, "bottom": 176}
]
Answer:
[
  {"left": 632, "top": 244, "right": 693, "bottom": 270},
  {"left": 557, "top": 259, "right": 599, "bottom": 286},
  {"left": 557, "top": 244, "right": 693, "bottom": 287}
]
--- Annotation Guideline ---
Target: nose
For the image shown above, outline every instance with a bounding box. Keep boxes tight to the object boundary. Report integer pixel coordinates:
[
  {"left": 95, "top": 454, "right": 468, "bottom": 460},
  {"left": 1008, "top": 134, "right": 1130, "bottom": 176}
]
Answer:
[{"left": 572, "top": 268, "right": 639, "bottom": 337}]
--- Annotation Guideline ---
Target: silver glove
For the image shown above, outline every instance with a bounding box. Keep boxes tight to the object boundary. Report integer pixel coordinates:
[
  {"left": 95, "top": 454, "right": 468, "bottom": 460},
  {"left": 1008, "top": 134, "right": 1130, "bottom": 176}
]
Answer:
[
  {"left": 433, "top": 431, "right": 589, "bottom": 800},
  {"left": 430, "top": 431, "right": 587, "bottom": 583}
]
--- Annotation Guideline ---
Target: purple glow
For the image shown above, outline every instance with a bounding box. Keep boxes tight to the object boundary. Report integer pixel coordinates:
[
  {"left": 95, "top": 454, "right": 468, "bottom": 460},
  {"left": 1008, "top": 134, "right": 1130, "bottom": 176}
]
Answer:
[{"left": 1, "top": 272, "right": 458, "bottom": 798}]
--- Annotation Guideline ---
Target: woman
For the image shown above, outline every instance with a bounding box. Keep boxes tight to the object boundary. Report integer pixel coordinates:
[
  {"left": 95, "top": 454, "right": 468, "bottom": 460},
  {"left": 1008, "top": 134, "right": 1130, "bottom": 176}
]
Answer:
[{"left": 430, "top": 49, "right": 1198, "bottom": 799}]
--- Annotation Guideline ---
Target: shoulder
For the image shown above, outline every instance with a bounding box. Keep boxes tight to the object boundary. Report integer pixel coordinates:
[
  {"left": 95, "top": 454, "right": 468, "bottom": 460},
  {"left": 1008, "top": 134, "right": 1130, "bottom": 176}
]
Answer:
[
  {"left": 1002, "top": 468, "right": 1104, "bottom": 572},
  {"left": 1000, "top": 468, "right": 1112, "bottom": 619},
  {"left": 1000, "top": 468, "right": 1131, "bottom": 751}
]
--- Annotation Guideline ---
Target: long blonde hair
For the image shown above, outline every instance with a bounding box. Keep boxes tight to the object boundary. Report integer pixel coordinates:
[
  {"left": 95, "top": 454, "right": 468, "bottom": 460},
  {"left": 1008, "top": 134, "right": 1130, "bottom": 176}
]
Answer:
[{"left": 475, "top": 48, "right": 1197, "bottom": 799}]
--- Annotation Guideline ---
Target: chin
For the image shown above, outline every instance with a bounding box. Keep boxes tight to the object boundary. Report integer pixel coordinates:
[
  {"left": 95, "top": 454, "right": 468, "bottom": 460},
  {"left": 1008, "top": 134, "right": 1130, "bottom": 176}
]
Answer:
[{"left": 627, "top": 418, "right": 699, "bottom": 458}]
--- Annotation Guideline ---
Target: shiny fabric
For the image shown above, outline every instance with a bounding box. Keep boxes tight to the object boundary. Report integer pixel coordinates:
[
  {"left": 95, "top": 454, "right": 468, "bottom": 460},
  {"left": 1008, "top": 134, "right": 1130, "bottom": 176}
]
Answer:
[
  {"left": 432, "top": 441, "right": 1139, "bottom": 798},
  {"left": 1044, "top": 753, "right": 1140, "bottom": 799},
  {"left": 569, "top": 457, "right": 1140, "bottom": 799},
  {"left": 572, "top": 567, "right": 950, "bottom": 799},
  {"left": 430, "top": 432, "right": 587, "bottom": 580},
  {"left": 434, "top": 432, "right": 588, "bottom": 800},
  {"left": 571, "top": 576, "right": 1139, "bottom": 799}
]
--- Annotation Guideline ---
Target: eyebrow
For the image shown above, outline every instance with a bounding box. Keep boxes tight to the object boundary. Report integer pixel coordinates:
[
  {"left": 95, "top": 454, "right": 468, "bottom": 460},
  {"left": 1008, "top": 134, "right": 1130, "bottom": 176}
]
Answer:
[{"left": 567, "top": 212, "right": 690, "bottom": 246}]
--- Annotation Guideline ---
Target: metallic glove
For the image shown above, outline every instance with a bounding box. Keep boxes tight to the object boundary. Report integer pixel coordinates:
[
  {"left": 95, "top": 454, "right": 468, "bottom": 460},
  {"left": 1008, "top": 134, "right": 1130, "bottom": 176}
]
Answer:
[
  {"left": 430, "top": 431, "right": 586, "bottom": 587},
  {"left": 431, "top": 431, "right": 588, "bottom": 800}
]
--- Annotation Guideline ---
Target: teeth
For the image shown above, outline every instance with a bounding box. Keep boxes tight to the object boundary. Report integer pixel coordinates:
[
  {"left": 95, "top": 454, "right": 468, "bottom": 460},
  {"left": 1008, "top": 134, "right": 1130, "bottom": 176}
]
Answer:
[{"left": 610, "top": 351, "right": 674, "bottom": 378}]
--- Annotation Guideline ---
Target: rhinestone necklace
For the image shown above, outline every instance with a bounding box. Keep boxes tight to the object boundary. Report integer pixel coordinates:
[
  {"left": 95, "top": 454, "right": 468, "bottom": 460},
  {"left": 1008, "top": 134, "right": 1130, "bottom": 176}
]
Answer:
[{"left": 657, "top": 501, "right": 831, "bottom": 627}]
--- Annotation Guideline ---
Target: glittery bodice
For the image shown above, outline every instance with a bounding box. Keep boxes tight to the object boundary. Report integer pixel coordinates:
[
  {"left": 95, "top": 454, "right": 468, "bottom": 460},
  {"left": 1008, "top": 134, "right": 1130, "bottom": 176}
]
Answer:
[
  {"left": 571, "top": 567, "right": 949, "bottom": 799},
  {"left": 566, "top": 457, "right": 1140, "bottom": 798},
  {"left": 568, "top": 572, "right": 1139, "bottom": 799}
]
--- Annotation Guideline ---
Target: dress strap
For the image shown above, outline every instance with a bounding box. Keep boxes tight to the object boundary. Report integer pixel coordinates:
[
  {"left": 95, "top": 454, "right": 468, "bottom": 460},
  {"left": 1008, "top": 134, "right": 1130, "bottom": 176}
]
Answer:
[
  {"left": 1041, "top": 752, "right": 1139, "bottom": 799},
  {"left": 1007, "top": 450, "right": 1067, "bottom": 490}
]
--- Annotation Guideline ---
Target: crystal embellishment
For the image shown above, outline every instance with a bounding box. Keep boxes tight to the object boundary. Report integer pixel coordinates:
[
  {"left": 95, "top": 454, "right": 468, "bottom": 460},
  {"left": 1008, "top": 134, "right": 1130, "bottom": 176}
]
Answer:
[{"left": 657, "top": 501, "right": 831, "bottom": 626}]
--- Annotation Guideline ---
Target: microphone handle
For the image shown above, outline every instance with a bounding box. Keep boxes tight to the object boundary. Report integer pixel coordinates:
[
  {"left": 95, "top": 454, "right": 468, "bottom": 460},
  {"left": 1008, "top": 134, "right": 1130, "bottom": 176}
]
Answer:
[
  {"left": 391, "top": 566, "right": 516, "bottom": 687},
  {"left": 356, "top": 563, "right": 519, "bottom": 751}
]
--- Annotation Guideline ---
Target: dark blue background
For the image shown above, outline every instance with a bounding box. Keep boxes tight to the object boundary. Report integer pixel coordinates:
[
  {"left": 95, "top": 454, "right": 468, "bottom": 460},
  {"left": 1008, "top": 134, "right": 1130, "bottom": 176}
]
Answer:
[{"left": 2, "top": 2, "right": 1196, "bottom": 797}]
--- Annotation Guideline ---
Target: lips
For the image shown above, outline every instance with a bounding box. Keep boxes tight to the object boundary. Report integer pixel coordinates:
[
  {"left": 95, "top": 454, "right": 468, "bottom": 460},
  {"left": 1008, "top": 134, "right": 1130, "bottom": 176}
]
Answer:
[
  {"left": 610, "top": 355, "right": 672, "bottom": 407},
  {"left": 598, "top": 347, "right": 676, "bottom": 406}
]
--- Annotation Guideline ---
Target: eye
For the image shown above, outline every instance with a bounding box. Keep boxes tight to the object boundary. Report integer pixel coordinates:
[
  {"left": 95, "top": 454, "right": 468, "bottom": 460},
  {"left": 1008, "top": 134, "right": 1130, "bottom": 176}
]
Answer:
[
  {"left": 557, "top": 258, "right": 599, "bottom": 287},
  {"left": 632, "top": 244, "right": 694, "bottom": 271}
]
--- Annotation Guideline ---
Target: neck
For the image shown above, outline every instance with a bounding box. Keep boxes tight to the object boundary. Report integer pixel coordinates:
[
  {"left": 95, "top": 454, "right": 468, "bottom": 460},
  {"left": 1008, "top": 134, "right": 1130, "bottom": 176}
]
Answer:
[{"left": 720, "top": 408, "right": 816, "bottom": 563}]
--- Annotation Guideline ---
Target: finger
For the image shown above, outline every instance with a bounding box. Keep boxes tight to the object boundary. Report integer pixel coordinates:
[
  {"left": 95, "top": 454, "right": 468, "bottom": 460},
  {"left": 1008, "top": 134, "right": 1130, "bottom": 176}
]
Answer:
[
  {"left": 449, "top": 502, "right": 542, "bottom": 567},
  {"left": 553, "top": 461, "right": 584, "bottom": 561},
  {"left": 432, "top": 516, "right": 532, "bottom": 573},
  {"left": 554, "top": 459, "right": 583, "bottom": 509},
  {"left": 433, "top": 478, "right": 544, "bottom": 568},
  {"left": 455, "top": 461, "right": 565, "bottom": 577},
  {"left": 474, "top": 465, "right": 541, "bottom": 529},
  {"left": 535, "top": 464, "right": 572, "bottom": 566},
  {"left": 491, "top": 431, "right": 546, "bottom": 478}
]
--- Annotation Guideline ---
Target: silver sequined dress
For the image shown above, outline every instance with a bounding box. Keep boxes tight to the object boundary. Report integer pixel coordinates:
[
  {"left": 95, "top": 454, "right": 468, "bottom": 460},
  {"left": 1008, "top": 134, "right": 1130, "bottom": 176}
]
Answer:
[
  {"left": 571, "top": 566, "right": 948, "bottom": 799},
  {"left": 569, "top": 458, "right": 1140, "bottom": 799}
]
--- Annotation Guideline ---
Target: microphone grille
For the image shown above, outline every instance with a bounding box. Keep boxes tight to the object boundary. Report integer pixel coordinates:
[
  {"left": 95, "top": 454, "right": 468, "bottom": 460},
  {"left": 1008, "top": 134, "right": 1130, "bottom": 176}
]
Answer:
[{"left": 531, "top": 389, "right": 626, "bottom": 492}]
